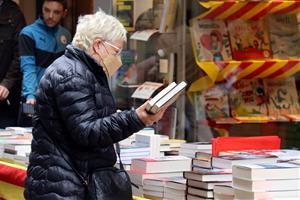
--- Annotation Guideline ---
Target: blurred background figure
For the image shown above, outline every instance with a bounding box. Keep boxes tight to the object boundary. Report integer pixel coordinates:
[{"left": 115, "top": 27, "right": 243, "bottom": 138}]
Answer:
[
  {"left": 18, "top": 0, "right": 71, "bottom": 126},
  {"left": 0, "top": 0, "right": 26, "bottom": 128}
]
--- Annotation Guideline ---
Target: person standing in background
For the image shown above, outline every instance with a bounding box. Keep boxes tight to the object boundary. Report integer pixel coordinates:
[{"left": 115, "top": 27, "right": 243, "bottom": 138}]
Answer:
[
  {"left": 19, "top": 0, "right": 71, "bottom": 106},
  {"left": 0, "top": 0, "right": 26, "bottom": 128}
]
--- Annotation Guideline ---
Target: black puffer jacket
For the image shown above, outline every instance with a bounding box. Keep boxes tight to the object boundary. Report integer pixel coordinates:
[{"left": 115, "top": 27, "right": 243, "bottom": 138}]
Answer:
[{"left": 24, "top": 45, "right": 145, "bottom": 200}]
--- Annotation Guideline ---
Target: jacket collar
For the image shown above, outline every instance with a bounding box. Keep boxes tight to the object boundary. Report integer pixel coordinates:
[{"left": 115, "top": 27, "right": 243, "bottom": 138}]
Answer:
[
  {"left": 65, "top": 45, "right": 109, "bottom": 86},
  {"left": 36, "top": 16, "right": 59, "bottom": 32}
]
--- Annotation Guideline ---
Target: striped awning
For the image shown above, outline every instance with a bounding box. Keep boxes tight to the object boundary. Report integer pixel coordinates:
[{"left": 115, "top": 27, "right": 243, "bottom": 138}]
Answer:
[
  {"left": 198, "top": 0, "right": 300, "bottom": 20},
  {"left": 188, "top": 59, "right": 300, "bottom": 93}
]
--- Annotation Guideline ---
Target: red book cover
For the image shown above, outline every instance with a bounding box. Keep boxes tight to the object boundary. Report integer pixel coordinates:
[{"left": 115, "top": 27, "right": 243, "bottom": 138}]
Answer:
[{"left": 211, "top": 136, "right": 281, "bottom": 156}]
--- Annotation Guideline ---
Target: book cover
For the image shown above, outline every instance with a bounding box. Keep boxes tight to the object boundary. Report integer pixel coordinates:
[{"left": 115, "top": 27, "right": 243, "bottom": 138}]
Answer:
[
  {"left": 227, "top": 19, "right": 272, "bottom": 60},
  {"left": 198, "top": 85, "right": 230, "bottom": 119},
  {"left": 229, "top": 79, "right": 268, "bottom": 117},
  {"left": 267, "top": 13, "right": 300, "bottom": 59},
  {"left": 190, "top": 19, "right": 232, "bottom": 61},
  {"left": 263, "top": 77, "right": 300, "bottom": 118},
  {"left": 183, "top": 168, "right": 232, "bottom": 182}
]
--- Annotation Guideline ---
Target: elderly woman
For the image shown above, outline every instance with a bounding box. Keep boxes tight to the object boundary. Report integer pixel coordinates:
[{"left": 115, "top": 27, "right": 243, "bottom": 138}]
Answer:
[{"left": 24, "top": 9, "right": 165, "bottom": 199}]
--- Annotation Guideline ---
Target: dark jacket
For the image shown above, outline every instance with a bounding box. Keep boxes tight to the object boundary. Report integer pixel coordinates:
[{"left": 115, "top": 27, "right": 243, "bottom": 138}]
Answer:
[
  {"left": 0, "top": 0, "right": 26, "bottom": 115},
  {"left": 24, "top": 45, "right": 145, "bottom": 200}
]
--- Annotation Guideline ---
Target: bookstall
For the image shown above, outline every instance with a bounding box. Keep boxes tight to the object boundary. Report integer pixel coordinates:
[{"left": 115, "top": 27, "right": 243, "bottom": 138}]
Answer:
[
  {"left": 186, "top": 0, "right": 300, "bottom": 148},
  {"left": 1, "top": 1, "right": 300, "bottom": 200}
]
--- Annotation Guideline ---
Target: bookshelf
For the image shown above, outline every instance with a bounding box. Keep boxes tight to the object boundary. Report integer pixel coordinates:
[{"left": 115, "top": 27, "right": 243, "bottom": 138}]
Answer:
[{"left": 188, "top": 0, "right": 300, "bottom": 148}]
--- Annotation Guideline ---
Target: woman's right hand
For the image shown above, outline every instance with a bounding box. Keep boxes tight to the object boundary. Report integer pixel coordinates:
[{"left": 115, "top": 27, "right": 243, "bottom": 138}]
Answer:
[{"left": 135, "top": 100, "right": 166, "bottom": 126}]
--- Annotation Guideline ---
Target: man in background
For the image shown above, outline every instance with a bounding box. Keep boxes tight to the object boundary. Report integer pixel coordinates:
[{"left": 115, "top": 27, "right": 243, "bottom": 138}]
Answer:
[
  {"left": 19, "top": 0, "right": 71, "bottom": 106},
  {"left": 0, "top": 0, "right": 26, "bottom": 128}
]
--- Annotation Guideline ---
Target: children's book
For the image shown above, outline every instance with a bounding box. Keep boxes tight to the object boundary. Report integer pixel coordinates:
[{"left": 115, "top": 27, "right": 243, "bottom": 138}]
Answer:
[
  {"left": 199, "top": 85, "right": 230, "bottom": 119},
  {"left": 267, "top": 13, "right": 300, "bottom": 59},
  {"left": 190, "top": 19, "right": 232, "bottom": 61},
  {"left": 227, "top": 19, "right": 272, "bottom": 60},
  {"left": 263, "top": 77, "right": 300, "bottom": 118},
  {"left": 229, "top": 79, "right": 268, "bottom": 117}
]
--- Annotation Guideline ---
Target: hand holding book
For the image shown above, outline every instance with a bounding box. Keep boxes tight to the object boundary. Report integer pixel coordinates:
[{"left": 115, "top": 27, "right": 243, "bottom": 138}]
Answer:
[{"left": 135, "top": 100, "right": 166, "bottom": 126}]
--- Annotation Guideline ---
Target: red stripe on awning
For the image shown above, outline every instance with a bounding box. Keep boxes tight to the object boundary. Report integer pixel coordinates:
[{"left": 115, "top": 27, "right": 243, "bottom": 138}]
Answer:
[
  {"left": 226, "top": 2, "right": 260, "bottom": 20},
  {"left": 203, "top": 2, "right": 236, "bottom": 19},
  {"left": 243, "top": 61, "right": 276, "bottom": 79},
  {"left": 225, "top": 62, "right": 252, "bottom": 80},
  {"left": 267, "top": 60, "right": 299, "bottom": 79},
  {"left": 215, "top": 61, "right": 230, "bottom": 70},
  {"left": 273, "top": 1, "right": 300, "bottom": 14},
  {"left": 250, "top": 1, "right": 283, "bottom": 20},
  {"left": 0, "top": 163, "right": 26, "bottom": 187}
]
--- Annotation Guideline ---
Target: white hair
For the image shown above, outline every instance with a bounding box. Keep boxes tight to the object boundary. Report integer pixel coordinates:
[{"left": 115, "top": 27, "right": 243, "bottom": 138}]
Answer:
[{"left": 72, "top": 9, "right": 127, "bottom": 51}]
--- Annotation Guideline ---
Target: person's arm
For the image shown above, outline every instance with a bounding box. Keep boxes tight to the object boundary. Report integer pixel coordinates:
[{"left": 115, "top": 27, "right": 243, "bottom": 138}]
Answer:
[
  {"left": 19, "top": 32, "right": 38, "bottom": 102},
  {"left": 54, "top": 75, "right": 146, "bottom": 148},
  {"left": 0, "top": 8, "right": 26, "bottom": 96}
]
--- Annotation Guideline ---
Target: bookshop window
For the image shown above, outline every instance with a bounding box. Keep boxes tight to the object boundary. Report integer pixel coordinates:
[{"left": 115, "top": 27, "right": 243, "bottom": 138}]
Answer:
[{"left": 186, "top": 0, "right": 300, "bottom": 148}]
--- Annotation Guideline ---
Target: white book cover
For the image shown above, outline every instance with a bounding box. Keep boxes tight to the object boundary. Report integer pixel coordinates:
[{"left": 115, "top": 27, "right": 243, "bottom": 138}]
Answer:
[
  {"left": 234, "top": 188, "right": 300, "bottom": 200},
  {"left": 232, "top": 162, "right": 300, "bottom": 181},
  {"left": 131, "top": 156, "right": 191, "bottom": 173}
]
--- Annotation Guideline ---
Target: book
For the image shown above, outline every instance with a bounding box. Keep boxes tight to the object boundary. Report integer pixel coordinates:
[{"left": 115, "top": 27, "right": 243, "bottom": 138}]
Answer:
[
  {"left": 229, "top": 79, "right": 268, "bottom": 117},
  {"left": 198, "top": 85, "right": 230, "bottom": 119},
  {"left": 186, "top": 194, "right": 213, "bottom": 200},
  {"left": 213, "top": 185, "right": 234, "bottom": 199},
  {"left": 227, "top": 18, "right": 272, "bottom": 60},
  {"left": 187, "top": 187, "right": 214, "bottom": 198},
  {"left": 128, "top": 170, "right": 183, "bottom": 185},
  {"left": 267, "top": 13, "right": 300, "bottom": 59},
  {"left": 232, "top": 163, "right": 300, "bottom": 181},
  {"left": 187, "top": 179, "right": 231, "bottom": 190},
  {"left": 183, "top": 168, "right": 232, "bottom": 182},
  {"left": 130, "top": 156, "right": 191, "bottom": 173},
  {"left": 116, "top": 0, "right": 153, "bottom": 32},
  {"left": 180, "top": 142, "right": 212, "bottom": 150},
  {"left": 192, "top": 158, "right": 212, "bottom": 169},
  {"left": 212, "top": 153, "right": 278, "bottom": 169},
  {"left": 164, "top": 187, "right": 186, "bottom": 200},
  {"left": 233, "top": 177, "right": 300, "bottom": 192},
  {"left": 164, "top": 177, "right": 186, "bottom": 190},
  {"left": 190, "top": 18, "right": 232, "bottom": 61},
  {"left": 234, "top": 189, "right": 300, "bottom": 200},
  {"left": 211, "top": 136, "right": 281, "bottom": 156},
  {"left": 146, "top": 81, "right": 187, "bottom": 114},
  {"left": 263, "top": 77, "right": 300, "bottom": 118}
]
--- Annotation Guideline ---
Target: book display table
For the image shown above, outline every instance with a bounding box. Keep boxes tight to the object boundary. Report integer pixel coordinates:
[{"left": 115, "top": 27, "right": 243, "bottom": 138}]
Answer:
[{"left": 0, "top": 161, "right": 26, "bottom": 200}]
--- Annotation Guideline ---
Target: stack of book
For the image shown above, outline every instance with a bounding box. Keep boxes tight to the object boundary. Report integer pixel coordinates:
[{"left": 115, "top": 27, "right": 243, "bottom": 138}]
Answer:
[
  {"left": 179, "top": 142, "right": 212, "bottom": 158},
  {"left": 233, "top": 163, "right": 300, "bottom": 199},
  {"left": 160, "top": 139, "right": 186, "bottom": 156},
  {"left": 142, "top": 176, "right": 186, "bottom": 200},
  {"left": 128, "top": 156, "right": 191, "bottom": 198},
  {"left": 116, "top": 144, "right": 151, "bottom": 170},
  {"left": 184, "top": 168, "right": 232, "bottom": 200},
  {"left": 0, "top": 128, "right": 32, "bottom": 165}
]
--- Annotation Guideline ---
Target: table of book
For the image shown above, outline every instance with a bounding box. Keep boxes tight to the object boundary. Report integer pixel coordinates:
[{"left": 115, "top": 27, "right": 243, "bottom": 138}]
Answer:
[{"left": 0, "top": 160, "right": 149, "bottom": 200}]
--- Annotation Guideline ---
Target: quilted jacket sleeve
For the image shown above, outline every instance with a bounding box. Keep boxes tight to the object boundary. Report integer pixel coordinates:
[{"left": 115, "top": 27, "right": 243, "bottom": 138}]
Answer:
[{"left": 54, "top": 75, "right": 145, "bottom": 148}]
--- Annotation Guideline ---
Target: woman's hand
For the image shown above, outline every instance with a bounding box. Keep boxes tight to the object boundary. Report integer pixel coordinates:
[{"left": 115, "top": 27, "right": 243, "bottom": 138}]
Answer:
[{"left": 135, "top": 100, "right": 166, "bottom": 126}]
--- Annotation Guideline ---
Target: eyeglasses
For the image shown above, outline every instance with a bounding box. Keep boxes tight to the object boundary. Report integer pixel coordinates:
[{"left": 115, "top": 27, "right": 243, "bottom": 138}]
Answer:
[{"left": 103, "top": 41, "right": 122, "bottom": 56}]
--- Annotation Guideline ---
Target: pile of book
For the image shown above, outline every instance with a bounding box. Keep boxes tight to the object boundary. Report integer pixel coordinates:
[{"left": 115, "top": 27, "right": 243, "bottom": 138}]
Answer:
[
  {"left": 233, "top": 162, "right": 300, "bottom": 199},
  {"left": 179, "top": 142, "right": 212, "bottom": 158},
  {"left": 0, "top": 127, "right": 33, "bottom": 166},
  {"left": 128, "top": 156, "right": 191, "bottom": 199}
]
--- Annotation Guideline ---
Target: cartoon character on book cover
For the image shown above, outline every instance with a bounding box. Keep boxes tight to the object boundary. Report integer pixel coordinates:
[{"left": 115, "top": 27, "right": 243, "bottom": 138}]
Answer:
[
  {"left": 267, "top": 14, "right": 300, "bottom": 59},
  {"left": 190, "top": 19, "right": 232, "bottom": 62},
  {"left": 198, "top": 85, "right": 230, "bottom": 119},
  {"left": 227, "top": 19, "right": 272, "bottom": 60},
  {"left": 263, "top": 77, "right": 300, "bottom": 118},
  {"left": 229, "top": 79, "right": 268, "bottom": 117}
]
